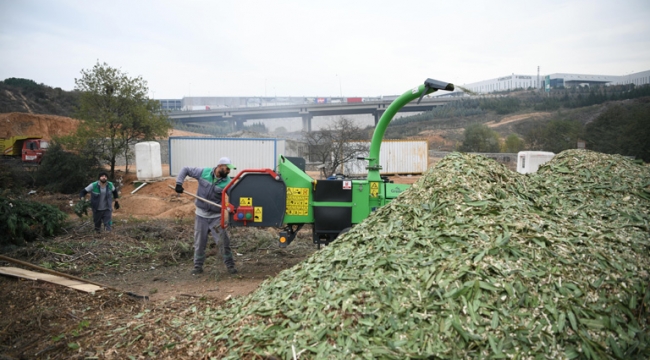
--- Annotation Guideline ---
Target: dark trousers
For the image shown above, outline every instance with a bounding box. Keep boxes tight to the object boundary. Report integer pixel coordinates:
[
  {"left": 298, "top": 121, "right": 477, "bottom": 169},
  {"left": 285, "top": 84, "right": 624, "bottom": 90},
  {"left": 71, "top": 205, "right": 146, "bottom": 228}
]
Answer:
[
  {"left": 193, "top": 215, "right": 235, "bottom": 269},
  {"left": 93, "top": 209, "right": 112, "bottom": 232}
]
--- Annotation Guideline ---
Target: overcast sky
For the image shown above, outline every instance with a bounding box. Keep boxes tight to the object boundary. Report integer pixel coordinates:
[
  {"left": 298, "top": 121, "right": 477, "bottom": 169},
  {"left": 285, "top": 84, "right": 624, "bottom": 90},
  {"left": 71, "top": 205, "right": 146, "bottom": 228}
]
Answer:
[{"left": 1, "top": 0, "right": 649, "bottom": 99}]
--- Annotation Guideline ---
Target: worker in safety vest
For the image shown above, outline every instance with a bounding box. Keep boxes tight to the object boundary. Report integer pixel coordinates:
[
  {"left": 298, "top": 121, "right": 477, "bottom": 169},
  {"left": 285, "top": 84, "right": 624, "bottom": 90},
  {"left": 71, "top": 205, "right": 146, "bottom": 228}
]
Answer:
[
  {"left": 175, "top": 157, "right": 238, "bottom": 275},
  {"left": 80, "top": 172, "right": 120, "bottom": 233}
]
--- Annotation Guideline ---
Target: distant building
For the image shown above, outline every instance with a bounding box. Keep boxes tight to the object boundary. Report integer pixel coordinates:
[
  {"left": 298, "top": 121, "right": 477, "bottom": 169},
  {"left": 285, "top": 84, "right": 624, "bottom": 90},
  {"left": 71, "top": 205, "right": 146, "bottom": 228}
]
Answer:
[
  {"left": 158, "top": 99, "right": 182, "bottom": 111},
  {"left": 463, "top": 69, "right": 650, "bottom": 94},
  {"left": 609, "top": 69, "right": 650, "bottom": 86},
  {"left": 159, "top": 69, "right": 650, "bottom": 105}
]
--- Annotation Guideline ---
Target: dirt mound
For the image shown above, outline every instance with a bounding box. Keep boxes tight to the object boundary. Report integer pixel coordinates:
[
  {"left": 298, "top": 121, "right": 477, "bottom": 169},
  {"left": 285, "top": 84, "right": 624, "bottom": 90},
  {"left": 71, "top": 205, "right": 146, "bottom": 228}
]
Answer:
[
  {"left": 114, "top": 177, "right": 202, "bottom": 219},
  {"left": 0, "top": 112, "right": 210, "bottom": 141},
  {"left": 0, "top": 112, "right": 80, "bottom": 140}
]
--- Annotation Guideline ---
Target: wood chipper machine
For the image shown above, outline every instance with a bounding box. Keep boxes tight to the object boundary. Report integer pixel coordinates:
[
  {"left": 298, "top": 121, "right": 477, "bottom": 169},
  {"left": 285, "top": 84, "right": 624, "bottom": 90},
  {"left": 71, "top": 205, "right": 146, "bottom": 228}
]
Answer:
[{"left": 220, "top": 78, "right": 454, "bottom": 247}]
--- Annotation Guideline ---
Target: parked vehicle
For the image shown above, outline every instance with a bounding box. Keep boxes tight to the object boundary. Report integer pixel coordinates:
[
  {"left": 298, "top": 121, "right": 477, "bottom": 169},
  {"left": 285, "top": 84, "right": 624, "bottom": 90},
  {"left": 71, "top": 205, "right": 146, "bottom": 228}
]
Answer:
[{"left": 0, "top": 136, "right": 49, "bottom": 164}]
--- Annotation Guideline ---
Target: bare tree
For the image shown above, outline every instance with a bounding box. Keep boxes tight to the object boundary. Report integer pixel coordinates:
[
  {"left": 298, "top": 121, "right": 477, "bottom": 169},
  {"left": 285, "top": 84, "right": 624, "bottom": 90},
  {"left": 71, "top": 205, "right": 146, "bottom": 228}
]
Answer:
[{"left": 303, "top": 118, "right": 370, "bottom": 178}]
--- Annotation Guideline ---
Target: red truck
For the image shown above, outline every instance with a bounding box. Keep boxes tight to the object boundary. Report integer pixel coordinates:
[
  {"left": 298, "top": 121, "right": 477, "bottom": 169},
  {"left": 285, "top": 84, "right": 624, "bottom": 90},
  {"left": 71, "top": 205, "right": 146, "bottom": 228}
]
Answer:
[{"left": 0, "top": 136, "right": 49, "bottom": 164}]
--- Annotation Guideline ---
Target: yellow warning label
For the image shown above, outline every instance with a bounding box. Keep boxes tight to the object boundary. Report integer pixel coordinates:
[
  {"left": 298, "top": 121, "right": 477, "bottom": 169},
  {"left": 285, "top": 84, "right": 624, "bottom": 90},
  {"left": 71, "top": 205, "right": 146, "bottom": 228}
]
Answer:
[
  {"left": 254, "top": 207, "right": 262, "bottom": 222},
  {"left": 370, "top": 182, "right": 379, "bottom": 198},
  {"left": 240, "top": 197, "right": 252, "bottom": 206},
  {"left": 286, "top": 187, "right": 310, "bottom": 216}
]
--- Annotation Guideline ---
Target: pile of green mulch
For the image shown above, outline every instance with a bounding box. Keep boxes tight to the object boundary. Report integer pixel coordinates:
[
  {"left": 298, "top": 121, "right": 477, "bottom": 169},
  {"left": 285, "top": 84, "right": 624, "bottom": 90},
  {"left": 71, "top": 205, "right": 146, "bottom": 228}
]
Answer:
[{"left": 189, "top": 150, "right": 650, "bottom": 359}]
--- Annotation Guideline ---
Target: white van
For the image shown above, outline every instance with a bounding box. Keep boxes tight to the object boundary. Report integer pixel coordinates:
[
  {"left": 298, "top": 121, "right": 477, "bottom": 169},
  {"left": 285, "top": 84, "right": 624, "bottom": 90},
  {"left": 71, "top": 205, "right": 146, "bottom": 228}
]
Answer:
[{"left": 517, "top": 151, "right": 555, "bottom": 174}]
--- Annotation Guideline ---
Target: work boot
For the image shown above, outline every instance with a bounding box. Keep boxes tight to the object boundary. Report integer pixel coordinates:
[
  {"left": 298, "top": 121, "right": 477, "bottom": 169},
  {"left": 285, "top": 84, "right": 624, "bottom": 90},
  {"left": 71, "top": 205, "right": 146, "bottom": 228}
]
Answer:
[
  {"left": 191, "top": 266, "right": 203, "bottom": 275},
  {"left": 227, "top": 267, "right": 238, "bottom": 274}
]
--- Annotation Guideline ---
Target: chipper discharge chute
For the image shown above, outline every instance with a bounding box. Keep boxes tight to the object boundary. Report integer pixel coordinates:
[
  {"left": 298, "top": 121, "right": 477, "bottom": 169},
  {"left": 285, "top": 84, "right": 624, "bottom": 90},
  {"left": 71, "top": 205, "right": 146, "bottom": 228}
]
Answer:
[{"left": 221, "top": 78, "right": 454, "bottom": 247}]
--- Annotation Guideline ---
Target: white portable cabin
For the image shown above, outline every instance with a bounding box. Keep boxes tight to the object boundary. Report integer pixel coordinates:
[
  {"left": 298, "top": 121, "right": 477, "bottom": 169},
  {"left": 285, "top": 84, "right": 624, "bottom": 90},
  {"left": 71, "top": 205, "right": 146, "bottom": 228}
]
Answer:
[
  {"left": 517, "top": 151, "right": 555, "bottom": 174},
  {"left": 135, "top": 141, "right": 163, "bottom": 180},
  {"left": 169, "top": 137, "right": 286, "bottom": 176},
  {"left": 343, "top": 140, "right": 428, "bottom": 175}
]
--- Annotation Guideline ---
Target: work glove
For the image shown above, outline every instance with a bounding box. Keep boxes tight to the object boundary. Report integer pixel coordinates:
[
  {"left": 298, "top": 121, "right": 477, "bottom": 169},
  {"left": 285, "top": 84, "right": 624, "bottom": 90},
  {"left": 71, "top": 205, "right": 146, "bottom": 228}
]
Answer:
[
  {"left": 114, "top": 201, "right": 120, "bottom": 210},
  {"left": 175, "top": 183, "right": 184, "bottom": 194}
]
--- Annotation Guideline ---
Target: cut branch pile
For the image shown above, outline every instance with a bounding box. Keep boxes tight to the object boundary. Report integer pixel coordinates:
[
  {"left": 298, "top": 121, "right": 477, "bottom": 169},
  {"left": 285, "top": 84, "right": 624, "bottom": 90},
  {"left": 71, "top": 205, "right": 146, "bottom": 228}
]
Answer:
[
  {"left": 185, "top": 150, "right": 650, "bottom": 359},
  {"left": 77, "top": 150, "right": 647, "bottom": 359}
]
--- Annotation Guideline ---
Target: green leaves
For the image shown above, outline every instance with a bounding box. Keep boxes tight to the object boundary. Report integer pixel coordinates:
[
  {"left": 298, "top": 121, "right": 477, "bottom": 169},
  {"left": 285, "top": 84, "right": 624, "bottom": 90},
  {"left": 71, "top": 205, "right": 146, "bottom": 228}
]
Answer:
[
  {"left": 186, "top": 150, "right": 650, "bottom": 359},
  {"left": 74, "top": 199, "right": 91, "bottom": 218},
  {"left": 71, "top": 61, "right": 171, "bottom": 178},
  {"left": 0, "top": 196, "right": 68, "bottom": 245}
]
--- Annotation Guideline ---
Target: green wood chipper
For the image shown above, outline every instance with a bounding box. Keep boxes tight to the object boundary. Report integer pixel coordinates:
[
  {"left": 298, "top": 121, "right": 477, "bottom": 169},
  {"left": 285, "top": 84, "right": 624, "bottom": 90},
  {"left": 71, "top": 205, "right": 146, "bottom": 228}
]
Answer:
[{"left": 220, "top": 78, "right": 454, "bottom": 247}]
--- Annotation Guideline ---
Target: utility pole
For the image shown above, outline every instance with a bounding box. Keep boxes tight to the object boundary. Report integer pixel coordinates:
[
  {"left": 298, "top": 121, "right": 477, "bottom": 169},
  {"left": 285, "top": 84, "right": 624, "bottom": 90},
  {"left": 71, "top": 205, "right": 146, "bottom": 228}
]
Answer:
[{"left": 537, "top": 66, "right": 540, "bottom": 90}]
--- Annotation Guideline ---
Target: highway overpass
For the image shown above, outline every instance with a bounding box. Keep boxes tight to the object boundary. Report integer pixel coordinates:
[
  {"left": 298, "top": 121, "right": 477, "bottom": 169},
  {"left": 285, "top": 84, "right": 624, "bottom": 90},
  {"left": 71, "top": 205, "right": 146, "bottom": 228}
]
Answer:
[{"left": 168, "top": 97, "right": 456, "bottom": 131}]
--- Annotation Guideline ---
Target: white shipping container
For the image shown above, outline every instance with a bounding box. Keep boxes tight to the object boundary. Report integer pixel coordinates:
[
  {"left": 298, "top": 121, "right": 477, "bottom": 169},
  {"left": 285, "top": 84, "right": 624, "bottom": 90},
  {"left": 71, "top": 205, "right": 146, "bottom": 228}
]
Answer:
[
  {"left": 169, "top": 137, "right": 286, "bottom": 176},
  {"left": 343, "top": 140, "right": 428, "bottom": 175},
  {"left": 517, "top": 151, "right": 555, "bottom": 174},
  {"left": 135, "top": 141, "right": 163, "bottom": 180}
]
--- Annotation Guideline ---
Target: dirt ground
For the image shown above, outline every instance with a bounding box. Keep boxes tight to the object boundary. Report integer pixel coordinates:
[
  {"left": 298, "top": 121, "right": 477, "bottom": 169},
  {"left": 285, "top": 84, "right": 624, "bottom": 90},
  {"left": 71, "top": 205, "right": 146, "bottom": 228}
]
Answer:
[
  {"left": 485, "top": 111, "right": 550, "bottom": 128},
  {"left": 0, "top": 158, "right": 422, "bottom": 359},
  {"left": 0, "top": 111, "right": 427, "bottom": 358}
]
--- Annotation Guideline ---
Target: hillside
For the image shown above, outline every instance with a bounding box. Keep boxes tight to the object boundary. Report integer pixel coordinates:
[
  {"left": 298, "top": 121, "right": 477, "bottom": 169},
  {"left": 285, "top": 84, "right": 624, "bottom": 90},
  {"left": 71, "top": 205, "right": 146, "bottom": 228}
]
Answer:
[
  {"left": 0, "top": 112, "right": 80, "bottom": 140},
  {"left": 387, "top": 87, "right": 650, "bottom": 155},
  {"left": 0, "top": 112, "right": 212, "bottom": 141},
  {"left": 0, "top": 78, "right": 80, "bottom": 117},
  {"left": 1, "top": 78, "right": 647, "bottom": 159}
]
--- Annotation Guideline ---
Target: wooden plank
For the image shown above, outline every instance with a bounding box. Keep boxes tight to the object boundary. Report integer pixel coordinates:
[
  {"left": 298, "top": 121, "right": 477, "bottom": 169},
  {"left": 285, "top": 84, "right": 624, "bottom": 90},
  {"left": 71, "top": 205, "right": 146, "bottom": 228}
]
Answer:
[{"left": 0, "top": 267, "right": 104, "bottom": 293}]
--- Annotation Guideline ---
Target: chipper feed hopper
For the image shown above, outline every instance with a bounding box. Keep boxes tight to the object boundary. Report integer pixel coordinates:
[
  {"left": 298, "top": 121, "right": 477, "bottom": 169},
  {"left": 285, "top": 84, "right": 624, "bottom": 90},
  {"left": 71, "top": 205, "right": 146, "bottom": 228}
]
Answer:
[{"left": 220, "top": 78, "right": 454, "bottom": 247}]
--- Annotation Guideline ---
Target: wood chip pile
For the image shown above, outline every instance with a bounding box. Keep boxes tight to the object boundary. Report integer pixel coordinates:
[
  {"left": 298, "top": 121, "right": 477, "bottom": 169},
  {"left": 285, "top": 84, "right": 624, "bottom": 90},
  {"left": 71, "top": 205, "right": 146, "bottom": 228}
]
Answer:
[{"left": 189, "top": 150, "right": 650, "bottom": 359}]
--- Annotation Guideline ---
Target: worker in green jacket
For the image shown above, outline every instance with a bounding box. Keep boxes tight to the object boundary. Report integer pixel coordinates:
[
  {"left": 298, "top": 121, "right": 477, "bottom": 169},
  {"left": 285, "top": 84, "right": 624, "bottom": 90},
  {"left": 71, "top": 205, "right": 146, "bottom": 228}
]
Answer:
[
  {"left": 175, "top": 157, "right": 237, "bottom": 275},
  {"left": 80, "top": 172, "right": 120, "bottom": 233}
]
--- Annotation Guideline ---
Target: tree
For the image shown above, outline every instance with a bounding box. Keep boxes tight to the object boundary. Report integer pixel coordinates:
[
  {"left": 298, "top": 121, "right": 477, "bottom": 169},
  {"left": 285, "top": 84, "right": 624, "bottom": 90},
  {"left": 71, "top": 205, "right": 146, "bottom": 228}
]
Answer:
[
  {"left": 502, "top": 134, "right": 525, "bottom": 153},
  {"left": 118, "top": 98, "right": 170, "bottom": 173},
  {"left": 68, "top": 62, "right": 171, "bottom": 178},
  {"left": 244, "top": 121, "right": 268, "bottom": 133},
  {"left": 303, "top": 118, "right": 370, "bottom": 178},
  {"left": 585, "top": 100, "right": 650, "bottom": 162},
  {"left": 459, "top": 124, "right": 501, "bottom": 152},
  {"left": 539, "top": 119, "right": 583, "bottom": 153},
  {"left": 34, "top": 142, "right": 102, "bottom": 194},
  {"left": 522, "top": 122, "right": 547, "bottom": 150}
]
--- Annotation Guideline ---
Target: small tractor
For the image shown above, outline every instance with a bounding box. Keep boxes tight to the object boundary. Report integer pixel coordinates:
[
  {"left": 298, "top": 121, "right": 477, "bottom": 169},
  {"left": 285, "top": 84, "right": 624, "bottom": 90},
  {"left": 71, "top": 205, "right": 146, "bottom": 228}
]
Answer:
[
  {"left": 0, "top": 136, "right": 49, "bottom": 164},
  {"left": 220, "top": 78, "right": 454, "bottom": 247}
]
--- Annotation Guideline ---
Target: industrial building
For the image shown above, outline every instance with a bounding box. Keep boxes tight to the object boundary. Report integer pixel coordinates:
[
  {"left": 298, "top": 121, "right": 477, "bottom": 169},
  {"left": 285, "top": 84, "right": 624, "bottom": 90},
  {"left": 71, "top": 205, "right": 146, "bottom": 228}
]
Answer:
[
  {"left": 463, "top": 69, "right": 650, "bottom": 94},
  {"left": 158, "top": 69, "right": 650, "bottom": 109}
]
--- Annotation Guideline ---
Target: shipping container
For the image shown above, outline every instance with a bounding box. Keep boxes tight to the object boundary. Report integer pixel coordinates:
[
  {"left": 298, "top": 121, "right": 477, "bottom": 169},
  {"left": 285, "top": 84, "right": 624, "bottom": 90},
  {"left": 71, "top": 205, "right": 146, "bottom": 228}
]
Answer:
[
  {"left": 516, "top": 151, "right": 555, "bottom": 174},
  {"left": 169, "top": 137, "right": 286, "bottom": 176},
  {"left": 342, "top": 140, "right": 428, "bottom": 175},
  {"left": 346, "top": 97, "right": 363, "bottom": 103},
  {"left": 314, "top": 98, "right": 329, "bottom": 104}
]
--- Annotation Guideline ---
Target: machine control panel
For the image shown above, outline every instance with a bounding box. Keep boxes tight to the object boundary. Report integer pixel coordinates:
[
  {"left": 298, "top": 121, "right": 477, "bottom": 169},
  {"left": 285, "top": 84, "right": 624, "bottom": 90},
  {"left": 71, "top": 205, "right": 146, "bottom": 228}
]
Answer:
[{"left": 234, "top": 206, "right": 254, "bottom": 222}]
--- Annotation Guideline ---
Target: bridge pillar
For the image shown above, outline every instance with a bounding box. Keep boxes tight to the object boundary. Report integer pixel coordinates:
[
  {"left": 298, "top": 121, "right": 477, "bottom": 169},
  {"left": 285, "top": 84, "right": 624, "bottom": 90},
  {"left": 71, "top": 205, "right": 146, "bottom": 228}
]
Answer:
[
  {"left": 301, "top": 115, "right": 313, "bottom": 132},
  {"left": 373, "top": 110, "right": 385, "bottom": 126},
  {"left": 235, "top": 120, "right": 245, "bottom": 131}
]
